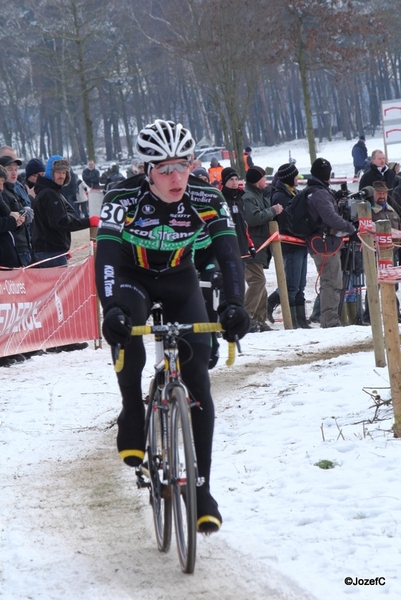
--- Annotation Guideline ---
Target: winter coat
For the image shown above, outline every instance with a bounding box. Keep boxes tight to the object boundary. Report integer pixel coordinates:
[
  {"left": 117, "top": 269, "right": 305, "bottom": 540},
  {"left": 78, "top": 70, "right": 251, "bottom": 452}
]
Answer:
[
  {"left": 242, "top": 182, "right": 276, "bottom": 267},
  {"left": 208, "top": 165, "right": 224, "bottom": 186},
  {"left": 359, "top": 164, "right": 396, "bottom": 191},
  {"left": 352, "top": 140, "right": 368, "bottom": 171},
  {"left": 0, "top": 195, "right": 20, "bottom": 267},
  {"left": 243, "top": 152, "right": 254, "bottom": 172},
  {"left": 221, "top": 185, "right": 251, "bottom": 257},
  {"left": 271, "top": 180, "right": 299, "bottom": 253},
  {"left": 32, "top": 175, "right": 90, "bottom": 254},
  {"left": 305, "top": 176, "right": 355, "bottom": 236},
  {"left": 82, "top": 167, "right": 100, "bottom": 188},
  {"left": 1, "top": 182, "right": 32, "bottom": 255}
]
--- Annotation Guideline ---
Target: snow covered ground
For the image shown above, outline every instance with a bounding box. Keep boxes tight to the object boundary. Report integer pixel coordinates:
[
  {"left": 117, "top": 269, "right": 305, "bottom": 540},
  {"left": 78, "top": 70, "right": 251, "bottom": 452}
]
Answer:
[{"left": 1, "top": 135, "right": 401, "bottom": 599}]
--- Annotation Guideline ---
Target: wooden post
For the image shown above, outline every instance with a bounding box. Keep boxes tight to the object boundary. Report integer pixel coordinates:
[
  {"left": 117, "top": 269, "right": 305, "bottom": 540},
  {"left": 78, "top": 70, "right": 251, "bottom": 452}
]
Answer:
[
  {"left": 357, "top": 203, "right": 386, "bottom": 367},
  {"left": 375, "top": 219, "right": 401, "bottom": 437},
  {"left": 268, "top": 221, "right": 293, "bottom": 329}
]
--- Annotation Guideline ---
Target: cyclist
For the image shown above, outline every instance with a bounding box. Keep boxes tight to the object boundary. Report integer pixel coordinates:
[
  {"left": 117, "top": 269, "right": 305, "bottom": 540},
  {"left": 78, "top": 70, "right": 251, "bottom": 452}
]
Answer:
[{"left": 95, "top": 119, "right": 249, "bottom": 533}]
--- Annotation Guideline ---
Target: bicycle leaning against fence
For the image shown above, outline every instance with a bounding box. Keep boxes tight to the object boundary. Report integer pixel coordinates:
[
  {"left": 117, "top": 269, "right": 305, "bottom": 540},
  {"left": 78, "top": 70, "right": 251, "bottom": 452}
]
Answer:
[{"left": 115, "top": 302, "right": 236, "bottom": 574}]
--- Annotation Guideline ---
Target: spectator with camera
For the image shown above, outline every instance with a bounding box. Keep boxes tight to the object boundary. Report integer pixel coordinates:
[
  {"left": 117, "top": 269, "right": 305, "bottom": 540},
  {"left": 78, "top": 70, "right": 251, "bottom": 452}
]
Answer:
[
  {"left": 362, "top": 181, "right": 401, "bottom": 324},
  {"left": 305, "top": 158, "right": 356, "bottom": 328}
]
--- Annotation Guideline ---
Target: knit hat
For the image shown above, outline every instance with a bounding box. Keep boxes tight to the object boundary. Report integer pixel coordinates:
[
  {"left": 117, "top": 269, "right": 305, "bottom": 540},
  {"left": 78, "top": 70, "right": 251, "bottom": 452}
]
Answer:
[
  {"left": 359, "top": 135, "right": 366, "bottom": 141},
  {"left": 25, "top": 158, "right": 45, "bottom": 179},
  {"left": 192, "top": 167, "right": 210, "bottom": 181},
  {"left": 0, "top": 155, "right": 22, "bottom": 167},
  {"left": 277, "top": 162, "right": 299, "bottom": 186},
  {"left": 246, "top": 166, "right": 266, "bottom": 184},
  {"left": 310, "top": 158, "right": 332, "bottom": 182},
  {"left": 244, "top": 146, "right": 252, "bottom": 153},
  {"left": 221, "top": 167, "right": 238, "bottom": 187}
]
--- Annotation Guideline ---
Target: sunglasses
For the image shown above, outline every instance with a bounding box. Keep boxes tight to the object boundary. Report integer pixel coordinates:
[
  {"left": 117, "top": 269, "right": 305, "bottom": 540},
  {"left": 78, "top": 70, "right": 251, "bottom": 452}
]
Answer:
[{"left": 153, "top": 161, "right": 190, "bottom": 175}]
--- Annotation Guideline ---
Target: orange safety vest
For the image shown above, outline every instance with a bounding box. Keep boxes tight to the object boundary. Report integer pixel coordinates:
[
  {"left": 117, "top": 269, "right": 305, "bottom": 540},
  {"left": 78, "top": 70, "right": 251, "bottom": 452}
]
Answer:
[
  {"left": 208, "top": 165, "right": 223, "bottom": 184},
  {"left": 243, "top": 152, "right": 251, "bottom": 171}
]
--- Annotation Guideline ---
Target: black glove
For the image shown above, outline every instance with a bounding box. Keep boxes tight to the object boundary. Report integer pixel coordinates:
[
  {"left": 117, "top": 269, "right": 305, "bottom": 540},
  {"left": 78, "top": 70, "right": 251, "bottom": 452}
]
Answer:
[
  {"left": 218, "top": 301, "right": 250, "bottom": 342},
  {"left": 102, "top": 304, "right": 132, "bottom": 347},
  {"left": 249, "top": 246, "right": 257, "bottom": 259}
]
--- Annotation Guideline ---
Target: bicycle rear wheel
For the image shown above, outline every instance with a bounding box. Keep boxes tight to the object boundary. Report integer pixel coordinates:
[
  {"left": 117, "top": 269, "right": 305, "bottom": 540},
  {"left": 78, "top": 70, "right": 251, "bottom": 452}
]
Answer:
[
  {"left": 146, "top": 380, "right": 172, "bottom": 552},
  {"left": 169, "top": 386, "right": 197, "bottom": 573}
]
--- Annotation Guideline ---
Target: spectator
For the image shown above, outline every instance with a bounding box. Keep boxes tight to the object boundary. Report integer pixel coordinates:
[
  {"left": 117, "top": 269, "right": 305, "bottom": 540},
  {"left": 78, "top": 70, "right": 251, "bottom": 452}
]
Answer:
[
  {"left": 243, "top": 146, "right": 254, "bottom": 172},
  {"left": 62, "top": 168, "right": 80, "bottom": 217},
  {"left": 0, "top": 156, "right": 32, "bottom": 266},
  {"left": 82, "top": 160, "right": 100, "bottom": 188},
  {"left": 0, "top": 145, "right": 30, "bottom": 206},
  {"left": 76, "top": 179, "right": 89, "bottom": 217},
  {"left": 352, "top": 136, "right": 368, "bottom": 176},
  {"left": 242, "top": 166, "right": 283, "bottom": 332},
  {"left": 208, "top": 156, "right": 223, "bottom": 186},
  {"left": 191, "top": 158, "right": 203, "bottom": 170},
  {"left": 192, "top": 167, "right": 210, "bottom": 183},
  {"left": 305, "top": 158, "right": 356, "bottom": 328},
  {"left": 25, "top": 158, "right": 45, "bottom": 201},
  {"left": 0, "top": 165, "right": 26, "bottom": 268},
  {"left": 359, "top": 149, "right": 396, "bottom": 193},
  {"left": 220, "top": 166, "right": 254, "bottom": 263},
  {"left": 362, "top": 181, "right": 401, "bottom": 324},
  {"left": 271, "top": 163, "right": 311, "bottom": 328},
  {"left": 32, "top": 155, "right": 99, "bottom": 268},
  {"left": 105, "top": 164, "right": 125, "bottom": 191}
]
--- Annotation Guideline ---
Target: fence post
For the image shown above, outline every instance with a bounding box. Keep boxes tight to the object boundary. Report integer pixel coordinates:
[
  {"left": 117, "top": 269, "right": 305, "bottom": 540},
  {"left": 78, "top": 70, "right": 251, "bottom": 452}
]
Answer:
[
  {"left": 375, "top": 219, "right": 401, "bottom": 436},
  {"left": 357, "top": 203, "right": 385, "bottom": 367},
  {"left": 268, "top": 221, "right": 293, "bottom": 329}
]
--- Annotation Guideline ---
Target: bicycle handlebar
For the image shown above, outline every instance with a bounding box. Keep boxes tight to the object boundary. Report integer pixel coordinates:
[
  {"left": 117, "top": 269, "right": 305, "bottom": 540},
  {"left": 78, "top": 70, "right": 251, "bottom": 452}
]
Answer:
[{"left": 114, "top": 322, "right": 236, "bottom": 372}]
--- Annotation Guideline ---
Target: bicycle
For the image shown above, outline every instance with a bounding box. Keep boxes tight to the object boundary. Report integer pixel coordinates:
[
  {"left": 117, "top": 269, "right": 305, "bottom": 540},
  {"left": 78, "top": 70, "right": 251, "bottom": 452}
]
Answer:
[{"left": 114, "top": 303, "right": 235, "bottom": 573}]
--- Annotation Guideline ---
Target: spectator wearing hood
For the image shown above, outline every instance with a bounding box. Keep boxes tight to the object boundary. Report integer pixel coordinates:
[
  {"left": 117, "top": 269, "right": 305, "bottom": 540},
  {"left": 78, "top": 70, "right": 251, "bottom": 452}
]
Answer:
[
  {"left": 243, "top": 146, "right": 254, "bottom": 172},
  {"left": 208, "top": 157, "right": 223, "bottom": 187},
  {"left": 0, "top": 155, "right": 32, "bottom": 266},
  {"left": 32, "top": 155, "right": 99, "bottom": 268}
]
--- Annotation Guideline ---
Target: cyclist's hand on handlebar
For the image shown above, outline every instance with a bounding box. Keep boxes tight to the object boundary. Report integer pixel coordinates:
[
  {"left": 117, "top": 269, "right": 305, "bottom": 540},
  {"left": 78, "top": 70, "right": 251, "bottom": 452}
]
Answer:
[
  {"left": 218, "top": 301, "right": 250, "bottom": 342},
  {"left": 102, "top": 304, "right": 132, "bottom": 347}
]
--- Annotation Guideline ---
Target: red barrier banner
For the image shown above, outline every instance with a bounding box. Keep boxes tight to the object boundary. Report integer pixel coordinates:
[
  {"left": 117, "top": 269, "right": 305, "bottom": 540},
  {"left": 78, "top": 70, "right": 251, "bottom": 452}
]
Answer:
[{"left": 0, "top": 256, "right": 99, "bottom": 357}]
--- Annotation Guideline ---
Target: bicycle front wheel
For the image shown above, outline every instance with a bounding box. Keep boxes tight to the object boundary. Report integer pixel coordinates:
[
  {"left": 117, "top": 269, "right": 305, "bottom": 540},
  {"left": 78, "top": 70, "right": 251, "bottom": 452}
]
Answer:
[
  {"left": 169, "top": 386, "right": 197, "bottom": 574},
  {"left": 147, "top": 380, "right": 172, "bottom": 552}
]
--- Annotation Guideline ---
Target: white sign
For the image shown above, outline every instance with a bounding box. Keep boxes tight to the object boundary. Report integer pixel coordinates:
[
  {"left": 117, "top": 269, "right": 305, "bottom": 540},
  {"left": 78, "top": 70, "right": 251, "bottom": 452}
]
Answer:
[
  {"left": 382, "top": 100, "right": 401, "bottom": 123},
  {"left": 382, "top": 99, "right": 401, "bottom": 146},
  {"left": 383, "top": 124, "right": 401, "bottom": 144}
]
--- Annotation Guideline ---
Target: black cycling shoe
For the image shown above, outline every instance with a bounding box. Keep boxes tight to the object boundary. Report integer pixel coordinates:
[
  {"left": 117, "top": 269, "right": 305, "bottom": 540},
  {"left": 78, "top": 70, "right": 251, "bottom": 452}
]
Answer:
[
  {"left": 117, "top": 411, "right": 145, "bottom": 467},
  {"left": 196, "top": 487, "right": 222, "bottom": 534}
]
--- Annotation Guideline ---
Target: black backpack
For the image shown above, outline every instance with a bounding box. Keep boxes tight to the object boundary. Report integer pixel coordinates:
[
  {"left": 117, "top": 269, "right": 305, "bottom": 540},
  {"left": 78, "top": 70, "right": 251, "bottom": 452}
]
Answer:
[{"left": 285, "top": 186, "right": 321, "bottom": 238}]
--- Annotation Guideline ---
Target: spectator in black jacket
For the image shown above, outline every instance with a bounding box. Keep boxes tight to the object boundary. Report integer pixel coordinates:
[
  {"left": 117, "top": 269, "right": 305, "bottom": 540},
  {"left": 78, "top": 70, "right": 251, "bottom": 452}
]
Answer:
[
  {"left": 0, "top": 156, "right": 32, "bottom": 265},
  {"left": 305, "top": 158, "right": 356, "bottom": 328},
  {"left": 271, "top": 163, "right": 311, "bottom": 328},
  {"left": 32, "top": 155, "right": 99, "bottom": 268},
  {"left": 220, "top": 167, "right": 254, "bottom": 262},
  {"left": 359, "top": 150, "right": 396, "bottom": 194},
  {"left": 82, "top": 160, "right": 100, "bottom": 188},
  {"left": 0, "top": 165, "right": 26, "bottom": 268}
]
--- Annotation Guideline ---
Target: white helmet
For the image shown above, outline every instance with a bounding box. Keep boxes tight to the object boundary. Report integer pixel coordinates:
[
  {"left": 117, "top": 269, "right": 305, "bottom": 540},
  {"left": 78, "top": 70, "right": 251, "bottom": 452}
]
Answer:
[{"left": 136, "top": 119, "right": 195, "bottom": 163}]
